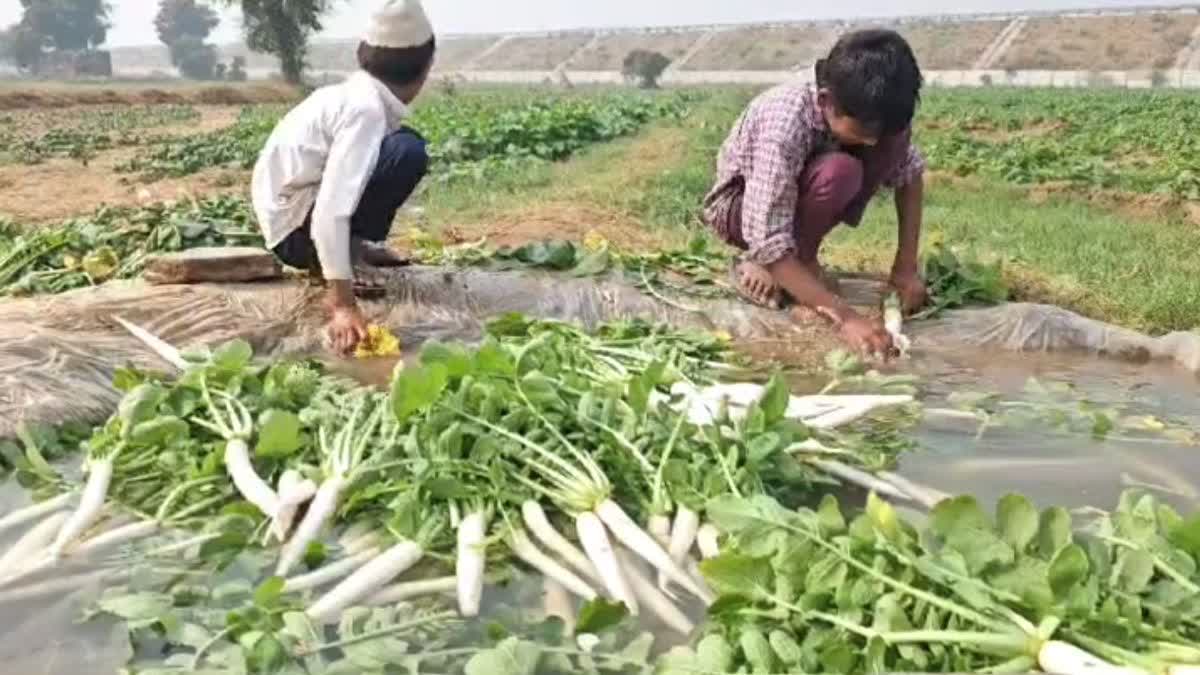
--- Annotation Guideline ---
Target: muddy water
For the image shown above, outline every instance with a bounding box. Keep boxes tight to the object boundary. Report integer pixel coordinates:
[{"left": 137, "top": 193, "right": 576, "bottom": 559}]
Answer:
[{"left": 898, "top": 346, "right": 1200, "bottom": 513}]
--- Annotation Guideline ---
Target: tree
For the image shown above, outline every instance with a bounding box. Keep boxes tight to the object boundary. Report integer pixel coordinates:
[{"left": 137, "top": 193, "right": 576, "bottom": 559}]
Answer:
[
  {"left": 17, "top": 0, "right": 111, "bottom": 52},
  {"left": 218, "top": 0, "right": 330, "bottom": 85},
  {"left": 227, "top": 54, "right": 247, "bottom": 81},
  {"left": 0, "top": 23, "right": 47, "bottom": 73},
  {"left": 622, "top": 49, "right": 672, "bottom": 89},
  {"left": 155, "top": 0, "right": 219, "bottom": 47},
  {"left": 155, "top": 0, "right": 221, "bottom": 80},
  {"left": 173, "top": 36, "right": 218, "bottom": 79}
]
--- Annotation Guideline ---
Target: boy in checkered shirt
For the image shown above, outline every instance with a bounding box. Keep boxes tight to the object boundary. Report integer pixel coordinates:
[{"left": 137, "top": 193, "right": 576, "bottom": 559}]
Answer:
[{"left": 703, "top": 29, "right": 928, "bottom": 357}]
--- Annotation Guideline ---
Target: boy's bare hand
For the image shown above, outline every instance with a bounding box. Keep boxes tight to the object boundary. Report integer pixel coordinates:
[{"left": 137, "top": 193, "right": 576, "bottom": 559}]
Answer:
[
  {"left": 838, "top": 315, "right": 895, "bottom": 359},
  {"left": 890, "top": 270, "right": 928, "bottom": 315},
  {"left": 326, "top": 304, "right": 368, "bottom": 356}
]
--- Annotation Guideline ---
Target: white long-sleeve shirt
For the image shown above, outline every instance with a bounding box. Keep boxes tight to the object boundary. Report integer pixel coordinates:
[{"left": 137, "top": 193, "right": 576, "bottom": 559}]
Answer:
[{"left": 251, "top": 71, "right": 410, "bottom": 281}]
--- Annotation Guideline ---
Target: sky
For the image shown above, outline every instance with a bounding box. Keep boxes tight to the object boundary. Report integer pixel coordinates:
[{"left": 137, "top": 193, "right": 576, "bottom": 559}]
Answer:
[{"left": 0, "top": 0, "right": 1196, "bottom": 47}]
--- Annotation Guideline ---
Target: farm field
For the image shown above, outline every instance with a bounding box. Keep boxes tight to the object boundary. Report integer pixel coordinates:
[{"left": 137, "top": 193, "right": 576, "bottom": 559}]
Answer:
[
  {"left": 3, "top": 84, "right": 1197, "bottom": 332},
  {"left": 3, "top": 82, "right": 1200, "bottom": 675}
]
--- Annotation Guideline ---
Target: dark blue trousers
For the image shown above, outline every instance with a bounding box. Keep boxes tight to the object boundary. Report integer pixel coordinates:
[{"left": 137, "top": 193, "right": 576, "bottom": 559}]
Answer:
[{"left": 273, "top": 127, "right": 429, "bottom": 272}]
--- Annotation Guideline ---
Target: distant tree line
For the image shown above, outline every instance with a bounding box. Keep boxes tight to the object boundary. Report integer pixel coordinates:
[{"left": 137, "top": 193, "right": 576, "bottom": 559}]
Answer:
[
  {"left": 0, "top": 0, "right": 332, "bottom": 84},
  {"left": 0, "top": 0, "right": 112, "bottom": 75}
]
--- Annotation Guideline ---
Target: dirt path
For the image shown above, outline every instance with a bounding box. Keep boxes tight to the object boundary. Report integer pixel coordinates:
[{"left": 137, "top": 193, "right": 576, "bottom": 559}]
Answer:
[
  {"left": 0, "top": 106, "right": 248, "bottom": 223},
  {"left": 405, "top": 123, "right": 695, "bottom": 251}
]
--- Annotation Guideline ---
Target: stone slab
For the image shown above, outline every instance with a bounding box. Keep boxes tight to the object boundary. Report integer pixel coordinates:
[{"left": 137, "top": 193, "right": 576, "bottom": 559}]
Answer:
[{"left": 143, "top": 246, "right": 281, "bottom": 285}]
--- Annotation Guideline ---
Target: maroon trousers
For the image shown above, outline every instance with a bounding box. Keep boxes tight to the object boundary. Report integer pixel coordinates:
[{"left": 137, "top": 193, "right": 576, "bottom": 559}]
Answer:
[{"left": 706, "top": 130, "right": 909, "bottom": 263}]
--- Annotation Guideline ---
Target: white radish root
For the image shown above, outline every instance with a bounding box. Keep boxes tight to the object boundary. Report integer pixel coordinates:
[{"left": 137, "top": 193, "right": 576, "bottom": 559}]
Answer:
[
  {"left": 0, "top": 494, "right": 70, "bottom": 538},
  {"left": 510, "top": 530, "right": 597, "bottom": 602},
  {"left": 225, "top": 439, "right": 279, "bottom": 519},
  {"left": 616, "top": 548, "right": 695, "bottom": 636},
  {"left": 521, "top": 501, "right": 598, "bottom": 582},
  {"left": 72, "top": 520, "right": 159, "bottom": 558},
  {"left": 370, "top": 576, "right": 457, "bottom": 606},
  {"left": 542, "top": 576, "right": 576, "bottom": 634},
  {"left": 307, "top": 539, "right": 423, "bottom": 622},
  {"left": 49, "top": 458, "right": 113, "bottom": 560},
  {"left": 456, "top": 511, "right": 488, "bottom": 618},
  {"left": 696, "top": 523, "right": 720, "bottom": 559},
  {"left": 662, "top": 506, "right": 699, "bottom": 594},
  {"left": 647, "top": 514, "right": 671, "bottom": 548},
  {"left": 271, "top": 470, "right": 316, "bottom": 543},
  {"left": 278, "top": 475, "right": 345, "bottom": 577},
  {"left": 1037, "top": 641, "right": 1142, "bottom": 675},
  {"left": 576, "top": 511, "right": 637, "bottom": 614},
  {"left": 283, "top": 546, "right": 380, "bottom": 594},
  {"left": 595, "top": 500, "right": 713, "bottom": 604},
  {"left": 0, "top": 511, "right": 69, "bottom": 580}
]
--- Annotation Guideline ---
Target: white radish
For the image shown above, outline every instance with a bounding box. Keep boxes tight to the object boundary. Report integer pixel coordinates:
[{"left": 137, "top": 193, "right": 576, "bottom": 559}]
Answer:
[
  {"left": 696, "top": 523, "right": 720, "bottom": 559},
  {"left": 521, "top": 500, "right": 598, "bottom": 582},
  {"left": 0, "top": 511, "right": 69, "bottom": 579},
  {"left": 278, "top": 475, "right": 346, "bottom": 577},
  {"left": 808, "top": 458, "right": 910, "bottom": 501},
  {"left": 662, "top": 506, "right": 700, "bottom": 593},
  {"left": 576, "top": 511, "right": 637, "bottom": 614},
  {"left": 72, "top": 520, "right": 159, "bottom": 558},
  {"left": 370, "top": 576, "right": 457, "bottom": 606},
  {"left": 271, "top": 470, "right": 316, "bottom": 543},
  {"left": 338, "top": 522, "right": 375, "bottom": 550},
  {"left": 542, "top": 576, "right": 576, "bottom": 634},
  {"left": 510, "top": 530, "right": 597, "bottom": 602},
  {"left": 1169, "top": 667, "right": 1200, "bottom": 675},
  {"left": 283, "top": 546, "right": 381, "bottom": 594},
  {"left": 49, "top": 458, "right": 113, "bottom": 560},
  {"left": 1037, "top": 641, "right": 1142, "bottom": 675},
  {"left": 595, "top": 500, "right": 713, "bottom": 604},
  {"left": 456, "top": 511, "right": 488, "bottom": 618},
  {"left": 225, "top": 439, "right": 278, "bottom": 519},
  {"left": 307, "top": 539, "right": 423, "bottom": 622},
  {"left": 616, "top": 548, "right": 695, "bottom": 636},
  {"left": 343, "top": 531, "right": 382, "bottom": 556},
  {"left": 0, "top": 493, "right": 70, "bottom": 537},
  {"left": 647, "top": 514, "right": 671, "bottom": 548}
]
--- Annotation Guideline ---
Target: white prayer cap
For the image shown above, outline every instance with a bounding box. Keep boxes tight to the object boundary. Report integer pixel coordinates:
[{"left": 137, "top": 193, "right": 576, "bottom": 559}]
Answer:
[{"left": 364, "top": 0, "right": 434, "bottom": 49}]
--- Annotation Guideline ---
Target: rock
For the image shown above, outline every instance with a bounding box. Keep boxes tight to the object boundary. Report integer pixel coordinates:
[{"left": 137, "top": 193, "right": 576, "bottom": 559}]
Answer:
[{"left": 143, "top": 246, "right": 282, "bottom": 285}]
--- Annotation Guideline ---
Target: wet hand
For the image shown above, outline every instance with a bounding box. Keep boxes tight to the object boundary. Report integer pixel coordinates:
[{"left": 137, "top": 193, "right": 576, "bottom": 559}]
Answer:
[
  {"left": 326, "top": 304, "right": 369, "bottom": 356},
  {"left": 838, "top": 315, "right": 895, "bottom": 360},
  {"left": 890, "top": 270, "right": 928, "bottom": 315}
]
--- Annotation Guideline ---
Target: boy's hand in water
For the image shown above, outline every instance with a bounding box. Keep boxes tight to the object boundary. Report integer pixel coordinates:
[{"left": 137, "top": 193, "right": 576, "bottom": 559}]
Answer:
[
  {"left": 837, "top": 314, "right": 895, "bottom": 359},
  {"left": 325, "top": 281, "right": 368, "bottom": 355},
  {"left": 890, "top": 268, "right": 928, "bottom": 315}
]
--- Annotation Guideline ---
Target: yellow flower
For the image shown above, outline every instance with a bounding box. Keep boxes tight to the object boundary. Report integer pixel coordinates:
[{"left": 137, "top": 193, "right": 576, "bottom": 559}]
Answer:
[
  {"left": 583, "top": 229, "right": 609, "bottom": 252},
  {"left": 355, "top": 325, "right": 401, "bottom": 359}
]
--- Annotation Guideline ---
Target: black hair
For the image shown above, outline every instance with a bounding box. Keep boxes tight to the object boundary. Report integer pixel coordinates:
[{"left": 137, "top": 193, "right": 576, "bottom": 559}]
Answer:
[
  {"left": 357, "top": 37, "right": 437, "bottom": 86},
  {"left": 814, "top": 29, "right": 923, "bottom": 136}
]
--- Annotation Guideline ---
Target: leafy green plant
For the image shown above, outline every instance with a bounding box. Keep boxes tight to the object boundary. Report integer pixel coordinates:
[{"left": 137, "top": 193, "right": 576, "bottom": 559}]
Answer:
[{"left": 914, "top": 245, "right": 1009, "bottom": 319}]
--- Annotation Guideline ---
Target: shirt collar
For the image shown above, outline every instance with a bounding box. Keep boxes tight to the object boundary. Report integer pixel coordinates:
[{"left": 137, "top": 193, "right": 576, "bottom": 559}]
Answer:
[
  {"left": 352, "top": 70, "right": 410, "bottom": 127},
  {"left": 803, "top": 83, "right": 828, "bottom": 133}
]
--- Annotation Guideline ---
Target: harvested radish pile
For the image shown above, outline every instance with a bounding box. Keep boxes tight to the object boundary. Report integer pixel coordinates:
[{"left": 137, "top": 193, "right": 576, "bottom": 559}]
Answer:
[{"left": 1, "top": 315, "right": 1199, "bottom": 674}]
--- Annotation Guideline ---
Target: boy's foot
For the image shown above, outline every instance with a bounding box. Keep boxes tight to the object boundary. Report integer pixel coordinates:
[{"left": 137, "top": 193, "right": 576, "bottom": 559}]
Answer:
[
  {"left": 357, "top": 242, "right": 411, "bottom": 268},
  {"left": 729, "top": 258, "right": 785, "bottom": 310}
]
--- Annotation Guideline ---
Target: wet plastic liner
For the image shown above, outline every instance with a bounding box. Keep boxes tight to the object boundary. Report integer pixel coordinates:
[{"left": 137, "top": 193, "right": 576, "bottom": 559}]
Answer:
[{"left": 2, "top": 267, "right": 1198, "bottom": 440}]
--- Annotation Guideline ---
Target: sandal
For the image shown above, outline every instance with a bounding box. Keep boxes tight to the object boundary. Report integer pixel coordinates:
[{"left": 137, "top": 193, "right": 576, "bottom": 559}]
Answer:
[{"left": 729, "top": 257, "right": 786, "bottom": 310}]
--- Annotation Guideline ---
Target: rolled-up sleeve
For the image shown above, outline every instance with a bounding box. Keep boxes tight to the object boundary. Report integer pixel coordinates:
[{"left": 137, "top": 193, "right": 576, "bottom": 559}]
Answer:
[
  {"left": 310, "top": 106, "right": 387, "bottom": 281},
  {"left": 741, "top": 112, "right": 810, "bottom": 266},
  {"left": 884, "top": 143, "right": 926, "bottom": 190}
]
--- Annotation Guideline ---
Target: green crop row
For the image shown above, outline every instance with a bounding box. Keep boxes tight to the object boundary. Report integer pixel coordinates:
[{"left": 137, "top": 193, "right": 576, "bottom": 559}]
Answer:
[
  {"left": 918, "top": 88, "right": 1200, "bottom": 199},
  {"left": 116, "top": 90, "right": 698, "bottom": 180},
  {"left": 0, "top": 105, "right": 200, "bottom": 165}
]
